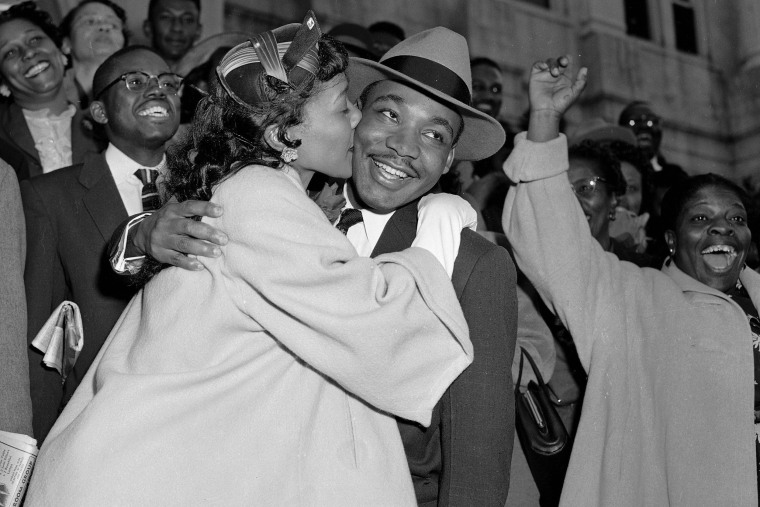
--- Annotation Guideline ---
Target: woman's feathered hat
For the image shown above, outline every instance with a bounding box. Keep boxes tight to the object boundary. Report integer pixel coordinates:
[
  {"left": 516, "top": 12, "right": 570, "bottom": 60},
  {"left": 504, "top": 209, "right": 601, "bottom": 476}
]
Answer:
[{"left": 216, "top": 11, "right": 323, "bottom": 107}]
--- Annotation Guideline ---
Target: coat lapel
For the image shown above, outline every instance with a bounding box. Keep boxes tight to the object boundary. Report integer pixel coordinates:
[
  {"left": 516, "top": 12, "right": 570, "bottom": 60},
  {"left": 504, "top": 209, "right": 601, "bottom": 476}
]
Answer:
[
  {"left": 79, "top": 152, "right": 128, "bottom": 243},
  {"left": 370, "top": 200, "right": 419, "bottom": 258},
  {"left": 5, "top": 103, "right": 42, "bottom": 177}
]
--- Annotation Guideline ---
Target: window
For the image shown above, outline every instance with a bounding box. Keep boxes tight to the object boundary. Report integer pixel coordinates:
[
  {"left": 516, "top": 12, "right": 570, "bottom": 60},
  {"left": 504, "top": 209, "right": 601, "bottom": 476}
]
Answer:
[
  {"left": 672, "top": 1, "right": 698, "bottom": 54},
  {"left": 624, "top": 0, "right": 651, "bottom": 39}
]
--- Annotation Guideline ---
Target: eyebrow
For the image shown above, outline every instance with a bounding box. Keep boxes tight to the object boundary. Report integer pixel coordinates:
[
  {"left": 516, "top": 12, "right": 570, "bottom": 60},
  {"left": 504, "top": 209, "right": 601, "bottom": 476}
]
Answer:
[
  {"left": 0, "top": 29, "right": 40, "bottom": 50},
  {"left": 372, "top": 93, "right": 455, "bottom": 139}
]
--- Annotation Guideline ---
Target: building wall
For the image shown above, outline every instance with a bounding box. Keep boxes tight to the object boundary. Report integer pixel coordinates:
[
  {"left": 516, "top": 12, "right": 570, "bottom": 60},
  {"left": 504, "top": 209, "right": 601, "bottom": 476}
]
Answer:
[{"left": 48, "top": 0, "right": 760, "bottom": 183}]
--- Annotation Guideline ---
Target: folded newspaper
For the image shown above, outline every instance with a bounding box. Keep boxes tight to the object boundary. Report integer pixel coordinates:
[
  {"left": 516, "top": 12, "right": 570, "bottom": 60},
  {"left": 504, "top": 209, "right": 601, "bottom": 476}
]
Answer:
[
  {"left": 0, "top": 431, "right": 37, "bottom": 507},
  {"left": 31, "top": 300, "right": 84, "bottom": 381}
]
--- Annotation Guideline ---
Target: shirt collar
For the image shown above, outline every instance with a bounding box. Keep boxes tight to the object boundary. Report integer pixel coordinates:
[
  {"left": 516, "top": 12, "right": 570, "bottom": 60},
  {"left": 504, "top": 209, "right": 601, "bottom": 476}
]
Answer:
[
  {"left": 342, "top": 182, "right": 395, "bottom": 247},
  {"left": 105, "top": 143, "right": 167, "bottom": 184}
]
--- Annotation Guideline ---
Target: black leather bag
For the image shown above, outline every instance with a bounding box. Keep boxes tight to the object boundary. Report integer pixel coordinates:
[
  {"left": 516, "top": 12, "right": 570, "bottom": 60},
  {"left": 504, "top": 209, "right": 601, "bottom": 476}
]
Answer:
[{"left": 515, "top": 347, "right": 573, "bottom": 507}]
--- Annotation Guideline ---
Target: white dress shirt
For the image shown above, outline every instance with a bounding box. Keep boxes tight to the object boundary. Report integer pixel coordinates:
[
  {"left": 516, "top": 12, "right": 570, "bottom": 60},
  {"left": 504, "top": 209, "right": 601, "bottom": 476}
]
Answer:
[{"left": 105, "top": 143, "right": 166, "bottom": 216}]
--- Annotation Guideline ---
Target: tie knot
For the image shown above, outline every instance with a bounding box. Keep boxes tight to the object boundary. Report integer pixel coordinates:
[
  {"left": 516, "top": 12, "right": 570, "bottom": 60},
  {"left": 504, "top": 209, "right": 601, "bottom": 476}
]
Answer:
[
  {"left": 134, "top": 168, "right": 159, "bottom": 185},
  {"left": 335, "top": 208, "right": 363, "bottom": 235}
]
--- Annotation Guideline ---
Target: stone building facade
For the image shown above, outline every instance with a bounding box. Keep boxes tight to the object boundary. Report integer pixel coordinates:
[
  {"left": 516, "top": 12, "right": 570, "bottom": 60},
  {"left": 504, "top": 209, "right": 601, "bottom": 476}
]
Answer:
[{"left": 49, "top": 0, "right": 760, "bottom": 182}]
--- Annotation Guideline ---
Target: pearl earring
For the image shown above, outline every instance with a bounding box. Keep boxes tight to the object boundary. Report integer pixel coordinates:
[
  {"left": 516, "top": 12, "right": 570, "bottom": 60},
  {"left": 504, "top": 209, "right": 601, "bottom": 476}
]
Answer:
[{"left": 0, "top": 84, "right": 10, "bottom": 98}]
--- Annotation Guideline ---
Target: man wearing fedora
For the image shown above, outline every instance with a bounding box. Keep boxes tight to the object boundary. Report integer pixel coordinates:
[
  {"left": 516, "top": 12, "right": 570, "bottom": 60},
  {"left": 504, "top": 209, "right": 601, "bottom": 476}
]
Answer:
[{"left": 109, "top": 27, "right": 517, "bottom": 506}]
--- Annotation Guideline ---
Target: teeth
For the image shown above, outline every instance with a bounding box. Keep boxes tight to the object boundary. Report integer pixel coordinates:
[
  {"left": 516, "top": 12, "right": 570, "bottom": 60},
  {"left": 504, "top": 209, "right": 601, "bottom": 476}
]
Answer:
[
  {"left": 701, "top": 245, "right": 736, "bottom": 255},
  {"left": 25, "top": 62, "right": 49, "bottom": 78},
  {"left": 138, "top": 106, "right": 168, "bottom": 117},
  {"left": 374, "top": 159, "right": 409, "bottom": 179}
]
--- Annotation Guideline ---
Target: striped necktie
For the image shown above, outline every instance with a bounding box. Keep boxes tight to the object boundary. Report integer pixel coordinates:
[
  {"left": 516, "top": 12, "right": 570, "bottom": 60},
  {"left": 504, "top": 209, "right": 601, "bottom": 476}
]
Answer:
[
  {"left": 134, "top": 168, "right": 161, "bottom": 212},
  {"left": 335, "top": 208, "right": 363, "bottom": 235}
]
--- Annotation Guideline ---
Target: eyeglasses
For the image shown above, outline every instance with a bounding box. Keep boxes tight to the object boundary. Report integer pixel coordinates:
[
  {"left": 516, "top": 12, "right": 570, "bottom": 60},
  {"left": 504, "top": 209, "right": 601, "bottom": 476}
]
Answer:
[
  {"left": 571, "top": 177, "right": 609, "bottom": 198},
  {"left": 626, "top": 115, "right": 661, "bottom": 129},
  {"left": 96, "top": 71, "right": 183, "bottom": 99}
]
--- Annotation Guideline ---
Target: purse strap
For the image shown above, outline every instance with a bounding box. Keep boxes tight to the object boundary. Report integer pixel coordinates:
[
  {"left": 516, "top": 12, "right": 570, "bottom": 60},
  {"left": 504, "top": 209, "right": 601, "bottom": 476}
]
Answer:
[{"left": 516, "top": 346, "right": 548, "bottom": 389}]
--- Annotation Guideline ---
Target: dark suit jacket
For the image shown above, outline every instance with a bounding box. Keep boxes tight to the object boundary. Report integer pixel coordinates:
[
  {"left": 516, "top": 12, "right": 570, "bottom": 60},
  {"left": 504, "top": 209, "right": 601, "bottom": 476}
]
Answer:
[
  {"left": 21, "top": 152, "right": 136, "bottom": 442},
  {"left": 371, "top": 200, "right": 518, "bottom": 506},
  {"left": 0, "top": 101, "right": 103, "bottom": 182}
]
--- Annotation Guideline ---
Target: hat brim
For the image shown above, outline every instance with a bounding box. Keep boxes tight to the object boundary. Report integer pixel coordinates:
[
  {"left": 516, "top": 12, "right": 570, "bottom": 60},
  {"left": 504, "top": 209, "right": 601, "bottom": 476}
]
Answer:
[{"left": 346, "top": 57, "right": 505, "bottom": 161}]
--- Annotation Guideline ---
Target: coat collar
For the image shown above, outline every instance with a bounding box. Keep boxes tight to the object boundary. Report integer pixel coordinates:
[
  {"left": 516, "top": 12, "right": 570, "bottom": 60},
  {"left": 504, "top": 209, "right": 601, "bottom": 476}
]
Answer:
[
  {"left": 663, "top": 258, "right": 760, "bottom": 307},
  {"left": 78, "top": 151, "right": 128, "bottom": 242},
  {"left": 370, "top": 199, "right": 418, "bottom": 257}
]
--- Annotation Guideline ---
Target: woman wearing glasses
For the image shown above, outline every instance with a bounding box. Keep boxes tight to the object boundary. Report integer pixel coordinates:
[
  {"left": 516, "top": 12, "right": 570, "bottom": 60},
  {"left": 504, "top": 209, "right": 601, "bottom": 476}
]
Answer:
[{"left": 0, "top": 1, "right": 103, "bottom": 181}]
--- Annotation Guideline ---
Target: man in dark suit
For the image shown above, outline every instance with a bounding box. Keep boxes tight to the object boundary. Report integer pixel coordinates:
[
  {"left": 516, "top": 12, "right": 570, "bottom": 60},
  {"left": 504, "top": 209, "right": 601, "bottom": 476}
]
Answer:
[
  {"left": 21, "top": 45, "right": 180, "bottom": 442},
  {"left": 109, "top": 29, "right": 517, "bottom": 506}
]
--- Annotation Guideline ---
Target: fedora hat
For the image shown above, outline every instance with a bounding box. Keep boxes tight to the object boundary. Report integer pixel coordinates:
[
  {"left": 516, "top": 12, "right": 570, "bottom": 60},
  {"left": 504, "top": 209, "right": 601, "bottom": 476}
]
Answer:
[{"left": 346, "top": 27, "right": 505, "bottom": 161}]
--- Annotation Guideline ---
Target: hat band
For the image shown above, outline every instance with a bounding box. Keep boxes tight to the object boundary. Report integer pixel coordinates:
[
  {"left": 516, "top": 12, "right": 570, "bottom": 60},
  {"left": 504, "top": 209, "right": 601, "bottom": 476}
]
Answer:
[{"left": 382, "top": 55, "right": 470, "bottom": 105}]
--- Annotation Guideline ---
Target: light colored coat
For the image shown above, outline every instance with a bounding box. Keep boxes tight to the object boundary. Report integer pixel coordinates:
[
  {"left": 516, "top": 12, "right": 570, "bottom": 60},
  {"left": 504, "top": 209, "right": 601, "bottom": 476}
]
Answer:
[
  {"left": 503, "top": 134, "right": 758, "bottom": 507},
  {"left": 27, "top": 165, "right": 473, "bottom": 506},
  {"left": 0, "top": 161, "right": 33, "bottom": 435}
]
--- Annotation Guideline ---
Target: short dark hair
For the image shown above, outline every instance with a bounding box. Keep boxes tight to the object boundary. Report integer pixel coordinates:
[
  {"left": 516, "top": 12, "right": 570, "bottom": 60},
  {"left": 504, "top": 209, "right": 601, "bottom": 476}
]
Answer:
[
  {"left": 470, "top": 56, "right": 501, "bottom": 73},
  {"left": 0, "top": 1, "right": 62, "bottom": 48},
  {"left": 148, "top": 0, "right": 201, "bottom": 19},
  {"left": 368, "top": 21, "right": 405, "bottom": 41},
  {"left": 660, "top": 173, "right": 750, "bottom": 233},
  {"left": 359, "top": 79, "right": 465, "bottom": 146},
  {"left": 60, "top": 0, "right": 128, "bottom": 42},
  {"left": 92, "top": 45, "right": 162, "bottom": 99},
  {"left": 568, "top": 140, "right": 626, "bottom": 196}
]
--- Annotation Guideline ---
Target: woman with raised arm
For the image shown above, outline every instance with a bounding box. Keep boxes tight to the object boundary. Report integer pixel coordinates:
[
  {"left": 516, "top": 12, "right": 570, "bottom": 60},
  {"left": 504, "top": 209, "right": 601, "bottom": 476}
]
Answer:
[
  {"left": 27, "top": 13, "right": 473, "bottom": 506},
  {"left": 503, "top": 57, "right": 757, "bottom": 506}
]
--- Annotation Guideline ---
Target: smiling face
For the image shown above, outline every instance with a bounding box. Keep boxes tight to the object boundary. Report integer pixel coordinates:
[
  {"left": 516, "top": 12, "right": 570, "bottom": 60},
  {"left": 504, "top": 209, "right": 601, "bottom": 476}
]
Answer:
[
  {"left": 350, "top": 80, "right": 460, "bottom": 213},
  {"left": 144, "top": 0, "right": 200, "bottom": 64},
  {"left": 620, "top": 103, "right": 662, "bottom": 159},
  {"left": 287, "top": 74, "right": 361, "bottom": 182},
  {"left": 568, "top": 155, "right": 617, "bottom": 245},
  {"left": 665, "top": 185, "right": 751, "bottom": 292},
  {"left": 0, "top": 18, "right": 66, "bottom": 107},
  {"left": 64, "top": 2, "right": 125, "bottom": 64},
  {"left": 471, "top": 63, "right": 503, "bottom": 118},
  {"left": 92, "top": 49, "right": 179, "bottom": 159}
]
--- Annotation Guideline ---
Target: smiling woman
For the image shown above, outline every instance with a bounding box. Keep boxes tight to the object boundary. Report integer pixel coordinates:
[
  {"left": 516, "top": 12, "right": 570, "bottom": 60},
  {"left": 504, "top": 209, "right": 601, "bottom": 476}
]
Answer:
[
  {"left": 0, "top": 1, "right": 102, "bottom": 180},
  {"left": 504, "top": 55, "right": 760, "bottom": 505}
]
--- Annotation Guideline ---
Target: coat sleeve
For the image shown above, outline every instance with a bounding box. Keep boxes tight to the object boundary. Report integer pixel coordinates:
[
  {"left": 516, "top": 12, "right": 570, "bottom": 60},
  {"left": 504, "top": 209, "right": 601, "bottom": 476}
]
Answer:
[
  {"left": 502, "top": 133, "right": 641, "bottom": 371},
  {"left": 215, "top": 166, "right": 473, "bottom": 426},
  {"left": 20, "top": 176, "right": 69, "bottom": 440},
  {"left": 443, "top": 236, "right": 517, "bottom": 506},
  {"left": 0, "top": 164, "right": 33, "bottom": 435}
]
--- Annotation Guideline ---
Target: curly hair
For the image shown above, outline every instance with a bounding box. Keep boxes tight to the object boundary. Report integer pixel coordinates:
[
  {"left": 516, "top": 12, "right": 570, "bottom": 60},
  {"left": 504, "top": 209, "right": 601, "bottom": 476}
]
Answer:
[
  {"left": 59, "top": 0, "right": 129, "bottom": 43},
  {"left": 0, "top": 1, "right": 62, "bottom": 48},
  {"left": 568, "top": 139, "right": 626, "bottom": 196},
  {"left": 660, "top": 173, "right": 750, "bottom": 233},
  {"left": 163, "top": 34, "right": 349, "bottom": 204}
]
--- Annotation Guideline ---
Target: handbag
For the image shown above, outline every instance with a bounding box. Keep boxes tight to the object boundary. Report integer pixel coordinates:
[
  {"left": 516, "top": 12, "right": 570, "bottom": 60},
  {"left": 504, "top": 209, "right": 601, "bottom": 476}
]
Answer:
[{"left": 515, "top": 346, "right": 573, "bottom": 507}]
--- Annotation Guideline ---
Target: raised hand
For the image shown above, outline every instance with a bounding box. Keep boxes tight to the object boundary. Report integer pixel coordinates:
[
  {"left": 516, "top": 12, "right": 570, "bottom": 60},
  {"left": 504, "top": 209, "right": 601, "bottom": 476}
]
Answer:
[{"left": 527, "top": 55, "right": 588, "bottom": 142}]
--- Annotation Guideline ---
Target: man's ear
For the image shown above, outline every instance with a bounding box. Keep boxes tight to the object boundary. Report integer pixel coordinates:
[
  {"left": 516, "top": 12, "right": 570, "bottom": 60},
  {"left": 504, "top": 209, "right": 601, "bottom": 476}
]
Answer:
[
  {"left": 263, "top": 125, "right": 285, "bottom": 151},
  {"left": 143, "top": 19, "right": 153, "bottom": 41},
  {"left": 90, "top": 100, "right": 109, "bottom": 125},
  {"left": 193, "top": 23, "right": 202, "bottom": 43},
  {"left": 61, "top": 37, "right": 72, "bottom": 56},
  {"left": 442, "top": 147, "right": 456, "bottom": 175}
]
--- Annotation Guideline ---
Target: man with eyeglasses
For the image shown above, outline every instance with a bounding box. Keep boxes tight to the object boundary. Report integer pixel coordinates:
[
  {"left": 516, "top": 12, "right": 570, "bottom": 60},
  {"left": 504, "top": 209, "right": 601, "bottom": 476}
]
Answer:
[
  {"left": 618, "top": 100, "right": 688, "bottom": 262},
  {"left": 20, "top": 45, "right": 181, "bottom": 443}
]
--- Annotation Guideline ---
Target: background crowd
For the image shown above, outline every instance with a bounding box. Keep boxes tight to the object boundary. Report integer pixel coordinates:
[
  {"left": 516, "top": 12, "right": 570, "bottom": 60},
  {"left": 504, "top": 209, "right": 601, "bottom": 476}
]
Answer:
[{"left": 1, "top": 0, "right": 759, "bottom": 506}]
